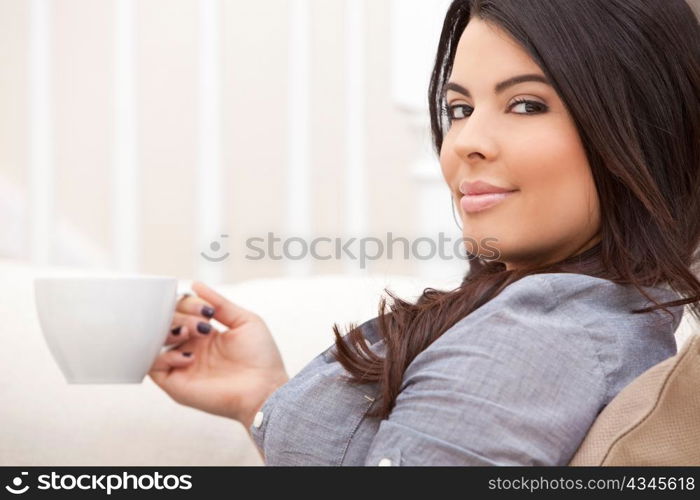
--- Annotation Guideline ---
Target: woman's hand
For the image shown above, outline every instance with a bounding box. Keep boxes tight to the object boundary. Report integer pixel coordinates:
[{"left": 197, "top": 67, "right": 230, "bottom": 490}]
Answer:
[{"left": 149, "top": 281, "right": 289, "bottom": 428}]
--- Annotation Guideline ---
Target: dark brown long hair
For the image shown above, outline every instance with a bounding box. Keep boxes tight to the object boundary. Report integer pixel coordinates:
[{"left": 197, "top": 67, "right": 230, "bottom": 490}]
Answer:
[{"left": 331, "top": 0, "right": 700, "bottom": 421}]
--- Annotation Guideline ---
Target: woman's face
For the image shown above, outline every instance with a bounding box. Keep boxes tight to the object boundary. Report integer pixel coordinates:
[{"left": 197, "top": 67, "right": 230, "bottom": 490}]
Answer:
[{"left": 440, "top": 17, "right": 601, "bottom": 270}]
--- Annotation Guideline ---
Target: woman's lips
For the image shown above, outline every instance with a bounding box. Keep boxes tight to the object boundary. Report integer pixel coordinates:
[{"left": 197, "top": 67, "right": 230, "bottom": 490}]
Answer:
[{"left": 460, "top": 190, "right": 518, "bottom": 214}]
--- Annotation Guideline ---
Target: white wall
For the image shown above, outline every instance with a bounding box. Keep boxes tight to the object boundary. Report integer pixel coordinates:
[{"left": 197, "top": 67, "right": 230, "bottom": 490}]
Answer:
[{"left": 0, "top": 0, "right": 462, "bottom": 284}]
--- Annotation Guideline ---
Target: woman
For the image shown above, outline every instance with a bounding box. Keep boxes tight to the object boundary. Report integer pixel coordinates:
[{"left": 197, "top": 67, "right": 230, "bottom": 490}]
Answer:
[{"left": 149, "top": 0, "right": 700, "bottom": 465}]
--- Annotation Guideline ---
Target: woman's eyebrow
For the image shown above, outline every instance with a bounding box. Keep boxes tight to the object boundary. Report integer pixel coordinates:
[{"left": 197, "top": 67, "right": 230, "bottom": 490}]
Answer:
[{"left": 442, "top": 73, "right": 552, "bottom": 98}]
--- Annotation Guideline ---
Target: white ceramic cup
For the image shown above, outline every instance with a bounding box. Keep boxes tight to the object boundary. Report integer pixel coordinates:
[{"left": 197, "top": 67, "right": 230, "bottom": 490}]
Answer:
[{"left": 34, "top": 275, "right": 178, "bottom": 384}]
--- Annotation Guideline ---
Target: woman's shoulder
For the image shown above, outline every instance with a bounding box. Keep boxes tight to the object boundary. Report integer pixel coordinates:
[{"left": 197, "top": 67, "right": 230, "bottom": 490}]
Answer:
[
  {"left": 455, "top": 272, "right": 618, "bottom": 328},
  {"left": 399, "top": 273, "right": 612, "bottom": 405},
  {"left": 452, "top": 271, "right": 681, "bottom": 356},
  {"left": 480, "top": 272, "right": 682, "bottom": 328},
  {"left": 432, "top": 271, "right": 680, "bottom": 404}
]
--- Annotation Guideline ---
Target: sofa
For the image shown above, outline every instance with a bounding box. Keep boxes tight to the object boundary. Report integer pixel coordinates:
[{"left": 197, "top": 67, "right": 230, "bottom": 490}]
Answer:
[{"left": 0, "top": 257, "right": 696, "bottom": 466}]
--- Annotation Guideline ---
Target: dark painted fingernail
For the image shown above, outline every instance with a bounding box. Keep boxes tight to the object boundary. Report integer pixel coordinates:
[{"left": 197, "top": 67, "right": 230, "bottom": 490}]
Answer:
[
  {"left": 182, "top": 352, "right": 193, "bottom": 358},
  {"left": 197, "top": 321, "right": 212, "bottom": 334},
  {"left": 201, "top": 306, "right": 215, "bottom": 318},
  {"left": 171, "top": 326, "right": 182, "bottom": 336}
]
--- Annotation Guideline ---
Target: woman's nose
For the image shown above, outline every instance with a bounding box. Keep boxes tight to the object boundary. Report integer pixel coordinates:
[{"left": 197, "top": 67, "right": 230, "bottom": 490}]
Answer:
[{"left": 451, "top": 112, "right": 498, "bottom": 161}]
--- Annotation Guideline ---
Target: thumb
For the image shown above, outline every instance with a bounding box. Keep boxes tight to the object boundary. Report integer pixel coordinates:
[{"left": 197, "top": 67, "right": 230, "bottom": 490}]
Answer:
[{"left": 149, "top": 348, "right": 195, "bottom": 387}]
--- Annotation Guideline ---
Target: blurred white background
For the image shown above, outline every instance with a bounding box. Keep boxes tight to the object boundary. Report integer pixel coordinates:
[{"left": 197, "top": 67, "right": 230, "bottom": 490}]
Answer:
[
  {"left": 0, "top": 0, "right": 470, "bottom": 286},
  {"left": 2, "top": 0, "right": 698, "bottom": 467}
]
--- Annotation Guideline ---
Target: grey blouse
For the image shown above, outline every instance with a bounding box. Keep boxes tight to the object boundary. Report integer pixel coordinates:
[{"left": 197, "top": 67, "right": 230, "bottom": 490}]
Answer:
[{"left": 248, "top": 272, "right": 684, "bottom": 466}]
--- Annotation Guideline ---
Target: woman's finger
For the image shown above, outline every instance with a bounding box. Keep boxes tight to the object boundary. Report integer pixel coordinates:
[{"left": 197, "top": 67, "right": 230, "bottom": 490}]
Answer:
[
  {"left": 165, "top": 324, "right": 191, "bottom": 346},
  {"left": 191, "top": 281, "right": 258, "bottom": 329},
  {"left": 149, "top": 348, "right": 195, "bottom": 387},
  {"left": 169, "top": 312, "right": 214, "bottom": 343},
  {"left": 177, "top": 294, "right": 216, "bottom": 319}
]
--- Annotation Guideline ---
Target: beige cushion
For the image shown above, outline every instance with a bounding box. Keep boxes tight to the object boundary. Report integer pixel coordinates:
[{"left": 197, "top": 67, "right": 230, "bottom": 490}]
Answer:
[{"left": 569, "top": 333, "right": 700, "bottom": 465}]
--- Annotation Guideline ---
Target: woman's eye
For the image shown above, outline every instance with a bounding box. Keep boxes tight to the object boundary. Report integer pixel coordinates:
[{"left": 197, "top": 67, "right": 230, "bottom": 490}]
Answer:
[
  {"left": 445, "top": 99, "right": 548, "bottom": 122},
  {"left": 446, "top": 104, "right": 472, "bottom": 121},
  {"left": 510, "top": 98, "right": 548, "bottom": 114}
]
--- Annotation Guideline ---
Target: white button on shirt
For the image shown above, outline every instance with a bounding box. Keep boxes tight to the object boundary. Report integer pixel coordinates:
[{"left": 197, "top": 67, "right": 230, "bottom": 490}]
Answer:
[
  {"left": 378, "top": 458, "right": 392, "bottom": 466},
  {"left": 253, "top": 411, "right": 264, "bottom": 428}
]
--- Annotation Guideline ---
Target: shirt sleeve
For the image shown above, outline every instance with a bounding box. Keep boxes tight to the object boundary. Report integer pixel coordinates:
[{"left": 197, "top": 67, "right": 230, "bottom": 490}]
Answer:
[
  {"left": 363, "top": 276, "right": 609, "bottom": 466},
  {"left": 247, "top": 316, "right": 381, "bottom": 464},
  {"left": 248, "top": 390, "right": 275, "bottom": 461}
]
